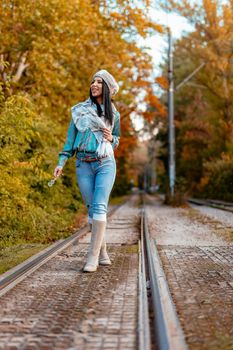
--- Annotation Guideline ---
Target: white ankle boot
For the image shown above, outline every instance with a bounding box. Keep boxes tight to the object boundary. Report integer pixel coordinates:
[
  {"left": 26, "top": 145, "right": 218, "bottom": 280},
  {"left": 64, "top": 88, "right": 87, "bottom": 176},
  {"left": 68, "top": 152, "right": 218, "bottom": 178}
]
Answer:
[
  {"left": 99, "top": 238, "right": 111, "bottom": 266},
  {"left": 83, "top": 219, "right": 106, "bottom": 273},
  {"left": 88, "top": 223, "right": 111, "bottom": 266}
]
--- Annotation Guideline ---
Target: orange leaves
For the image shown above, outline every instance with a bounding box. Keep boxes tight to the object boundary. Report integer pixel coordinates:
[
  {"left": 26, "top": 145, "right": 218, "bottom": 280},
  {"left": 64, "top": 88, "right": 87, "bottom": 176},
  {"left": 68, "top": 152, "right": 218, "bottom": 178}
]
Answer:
[
  {"left": 151, "top": 23, "right": 163, "bottom": 34},
  {"left": 147, "top": 94, "right": 161, "bottom": 109},
  {"left": 109, "top": 2, "right": 163, "bottom": 38},
  {"left": 134, "top": 79, "right": 151, "bottom": 88},
  {"left": 156, "top": 76, "right": 168, "bottom": 90},
  {"left": 13, "top": 161, "right": 33, "bottom": 169},
  {"left": 142, "top": 111, "right": 155, "bottom": 122},
  {"left": 111, "top": 12, "right": 123, "bottom": 20},
  {"left": 144, "top": 90, "right": 167, "bottom": 120}
]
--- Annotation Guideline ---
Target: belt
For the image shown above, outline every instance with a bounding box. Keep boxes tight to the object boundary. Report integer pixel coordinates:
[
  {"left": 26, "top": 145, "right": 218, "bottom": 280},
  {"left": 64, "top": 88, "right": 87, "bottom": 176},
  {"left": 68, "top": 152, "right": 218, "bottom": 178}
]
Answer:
[
  {"left": 77, "top": 150, "right": 96, "bottom": 154},
  {"left": 76, "top": 155, "right": 108, "bottom": 163}
]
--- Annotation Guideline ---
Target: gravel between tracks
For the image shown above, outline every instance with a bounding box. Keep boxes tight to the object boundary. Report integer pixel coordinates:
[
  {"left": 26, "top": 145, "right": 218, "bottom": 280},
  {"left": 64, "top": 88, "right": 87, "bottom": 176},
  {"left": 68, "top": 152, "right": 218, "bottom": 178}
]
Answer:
[
  {"left": 147, "top": 198, "right": 231, "bottom": 246},
  {"left": 146, "top": 195, "right": 233, "bottom": 350},
  {"left": 191, "top": 204, "right": 233, "bottom": 228}
]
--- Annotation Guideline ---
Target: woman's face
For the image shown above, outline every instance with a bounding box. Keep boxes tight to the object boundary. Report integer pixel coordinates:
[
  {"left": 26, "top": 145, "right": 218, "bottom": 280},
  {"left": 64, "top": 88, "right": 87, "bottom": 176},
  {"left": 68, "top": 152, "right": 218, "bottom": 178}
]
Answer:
[{"left": 90, "top": 77, "right": 103, "bottom": 99}]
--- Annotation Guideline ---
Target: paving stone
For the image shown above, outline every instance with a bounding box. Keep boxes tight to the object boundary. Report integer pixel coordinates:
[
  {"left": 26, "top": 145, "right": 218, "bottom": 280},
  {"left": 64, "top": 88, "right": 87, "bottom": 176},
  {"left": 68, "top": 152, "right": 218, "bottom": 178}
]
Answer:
[
  {"left": 146, "top": 196, "right": 233, "bottom": 350},
  {"left": 158, "top": 245, "right": 233, "bottom": 350}
]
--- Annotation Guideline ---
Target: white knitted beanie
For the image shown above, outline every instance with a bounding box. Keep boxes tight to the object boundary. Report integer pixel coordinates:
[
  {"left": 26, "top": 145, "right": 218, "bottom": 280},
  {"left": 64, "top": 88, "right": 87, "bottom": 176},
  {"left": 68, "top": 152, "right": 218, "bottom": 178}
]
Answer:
[{"left": 93, "top": 69, "right": 119, "bottom": 96}]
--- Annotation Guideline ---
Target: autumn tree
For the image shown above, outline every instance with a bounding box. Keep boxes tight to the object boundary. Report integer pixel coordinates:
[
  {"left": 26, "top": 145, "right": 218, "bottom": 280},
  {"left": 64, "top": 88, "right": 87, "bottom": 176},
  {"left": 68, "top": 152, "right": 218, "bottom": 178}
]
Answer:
[
  {"left": 156, "top": 0, "right": 233, "bottom": 199},
  {"left": 0, "top": 0, "right": 162, "bottom": 244}
]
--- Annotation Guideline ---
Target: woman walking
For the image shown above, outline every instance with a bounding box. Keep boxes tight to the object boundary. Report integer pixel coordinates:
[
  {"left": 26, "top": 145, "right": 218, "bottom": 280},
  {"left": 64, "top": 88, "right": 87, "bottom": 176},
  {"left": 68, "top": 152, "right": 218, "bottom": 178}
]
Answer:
[{"left": 53, "top": 70, "right": 120, "bottom": 272}]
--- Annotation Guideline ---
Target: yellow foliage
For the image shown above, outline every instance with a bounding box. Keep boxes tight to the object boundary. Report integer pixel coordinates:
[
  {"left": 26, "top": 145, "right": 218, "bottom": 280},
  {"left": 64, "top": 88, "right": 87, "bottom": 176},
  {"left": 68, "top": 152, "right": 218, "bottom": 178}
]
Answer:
[{"left": 0, "top": 0, "right": 162, "bottom": 245}]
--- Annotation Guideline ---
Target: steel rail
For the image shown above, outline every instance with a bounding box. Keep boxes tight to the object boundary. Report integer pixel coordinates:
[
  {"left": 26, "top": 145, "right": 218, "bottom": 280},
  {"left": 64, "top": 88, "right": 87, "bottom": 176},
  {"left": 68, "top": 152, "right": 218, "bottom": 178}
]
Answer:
[
  {"left": 142, "top": 208, "right": 188, "bottom": 350},
  {"left": 154, "top": 193, "right": 232, "bottom": 213},
  {"left": 188, "top": 198, "right": 233, "bottom": 213},
  {"left": 0, "top": 201, "right": 127, "bottom": 297},
  {"left": 138, "top": 208, "right": 151, "bottom": 350}
]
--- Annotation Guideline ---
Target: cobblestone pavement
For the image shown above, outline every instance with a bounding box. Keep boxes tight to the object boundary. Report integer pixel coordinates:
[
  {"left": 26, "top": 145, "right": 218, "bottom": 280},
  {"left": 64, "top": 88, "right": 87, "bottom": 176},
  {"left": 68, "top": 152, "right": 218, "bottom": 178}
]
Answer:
[
  {"left": 0, "top": 198, "right": 140, "bottom": 350},
  {"left": 146, "top": 195, "right": 233, "bottom": 350}
]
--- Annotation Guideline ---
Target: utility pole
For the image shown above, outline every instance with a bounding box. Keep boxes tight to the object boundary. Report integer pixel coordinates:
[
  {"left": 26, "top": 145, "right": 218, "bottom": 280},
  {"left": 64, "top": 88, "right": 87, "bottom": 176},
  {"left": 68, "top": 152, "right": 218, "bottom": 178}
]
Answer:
[
  {"left": 168, "top": 30, "right": 175, "bottom": 197},
  {"left": 166, "top": 26, "right": 204, "bottom": 199}
]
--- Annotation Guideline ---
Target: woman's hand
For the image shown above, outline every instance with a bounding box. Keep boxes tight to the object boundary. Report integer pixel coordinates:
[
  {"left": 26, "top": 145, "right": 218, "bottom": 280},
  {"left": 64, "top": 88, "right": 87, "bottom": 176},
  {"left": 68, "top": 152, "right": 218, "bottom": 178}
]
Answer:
[
  {"left": 53, "top": 165, "right": 63, "bottom": 178},
  {"left": 101, "top": 127, "right": 113, "bottom": 142}
]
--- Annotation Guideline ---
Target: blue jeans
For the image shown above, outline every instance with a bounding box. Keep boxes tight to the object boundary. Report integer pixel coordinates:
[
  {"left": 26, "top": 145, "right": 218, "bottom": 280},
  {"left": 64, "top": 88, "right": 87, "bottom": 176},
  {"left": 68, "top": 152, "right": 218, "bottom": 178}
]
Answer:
[{"left": 76, "top": 152, "right": 116, "bottom": 222}]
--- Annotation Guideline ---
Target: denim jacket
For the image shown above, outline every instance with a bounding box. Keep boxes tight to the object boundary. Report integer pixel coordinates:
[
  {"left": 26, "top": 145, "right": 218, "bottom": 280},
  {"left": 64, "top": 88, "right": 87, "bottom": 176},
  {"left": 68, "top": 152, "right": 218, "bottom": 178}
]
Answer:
[{"left": 58, "top": 99, "right": 120, "bottom": 167}]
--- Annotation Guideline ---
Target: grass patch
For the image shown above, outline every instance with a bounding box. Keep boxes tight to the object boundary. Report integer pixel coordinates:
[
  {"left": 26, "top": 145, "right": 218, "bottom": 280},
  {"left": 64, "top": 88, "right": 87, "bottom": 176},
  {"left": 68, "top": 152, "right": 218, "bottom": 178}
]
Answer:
[
  {"left": 109, "top": 194, "right": 130, "bottom": 206},
  {"left": 0, "top": 204, "right": 88, "bottom": 275},
  {"left": 0, "top": 244, "right": 49, "bottom": 275},
  {"left": 119, "top": 245, "right": 139, "bottom": 254},
  {"left": 208, "top": 334, "right": 233, "bottom": 350}
]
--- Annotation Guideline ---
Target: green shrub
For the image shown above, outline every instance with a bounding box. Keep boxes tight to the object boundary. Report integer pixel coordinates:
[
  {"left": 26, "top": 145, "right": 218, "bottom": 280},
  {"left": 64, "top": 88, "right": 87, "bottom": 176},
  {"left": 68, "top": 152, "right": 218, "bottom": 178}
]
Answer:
[
  {"left": 197, "top": 159, "right": 233, "bottom": 202},
  {"left": 0, "top": 94, "right": 82, "bottom": 249}
]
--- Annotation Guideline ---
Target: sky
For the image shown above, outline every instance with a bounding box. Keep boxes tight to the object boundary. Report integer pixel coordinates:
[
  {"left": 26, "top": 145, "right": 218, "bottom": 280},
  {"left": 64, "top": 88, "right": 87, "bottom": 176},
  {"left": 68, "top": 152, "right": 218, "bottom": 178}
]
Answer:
[{"left": 144, "top": 8, "right": 194, "bottom": 74}]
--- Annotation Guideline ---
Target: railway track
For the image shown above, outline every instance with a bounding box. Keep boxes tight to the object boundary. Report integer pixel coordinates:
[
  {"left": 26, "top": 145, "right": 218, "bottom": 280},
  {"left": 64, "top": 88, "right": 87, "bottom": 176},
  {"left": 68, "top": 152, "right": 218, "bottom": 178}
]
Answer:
[
  {"left": 0, "top": 203, "right": 123, "bottom": 297},
  {"left": 188, "top": 198, "right": 233, "bottom": 213},
  {"left": 0, "top": 193, "right": 188, "bottom": 350},
  {"left": 139, "top": 207, "right": 187, "bottom": 350},
  {"left": 145, "top": 193, "right": 233, "bottom": 350}
]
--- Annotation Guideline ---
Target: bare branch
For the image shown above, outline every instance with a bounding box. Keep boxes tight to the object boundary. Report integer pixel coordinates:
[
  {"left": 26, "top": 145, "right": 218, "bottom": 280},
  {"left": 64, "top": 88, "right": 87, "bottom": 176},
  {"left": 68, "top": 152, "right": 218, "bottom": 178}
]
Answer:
[{"left": 12, "top": 52, "right": 29, "bottom": 83}]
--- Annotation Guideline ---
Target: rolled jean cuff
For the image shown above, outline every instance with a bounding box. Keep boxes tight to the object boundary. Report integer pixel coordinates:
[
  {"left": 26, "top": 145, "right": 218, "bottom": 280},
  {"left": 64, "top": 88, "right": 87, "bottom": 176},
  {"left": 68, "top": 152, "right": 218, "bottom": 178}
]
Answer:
[{"left": 93, "top": 213, "right": 107, "bottom": 222}]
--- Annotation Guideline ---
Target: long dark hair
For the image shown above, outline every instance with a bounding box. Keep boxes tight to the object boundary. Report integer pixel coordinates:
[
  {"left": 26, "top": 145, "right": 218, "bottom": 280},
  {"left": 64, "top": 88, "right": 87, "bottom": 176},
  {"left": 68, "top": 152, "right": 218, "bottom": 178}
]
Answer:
[{"left": 90, "top": 80, "right": 114, "bottom": 126}]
